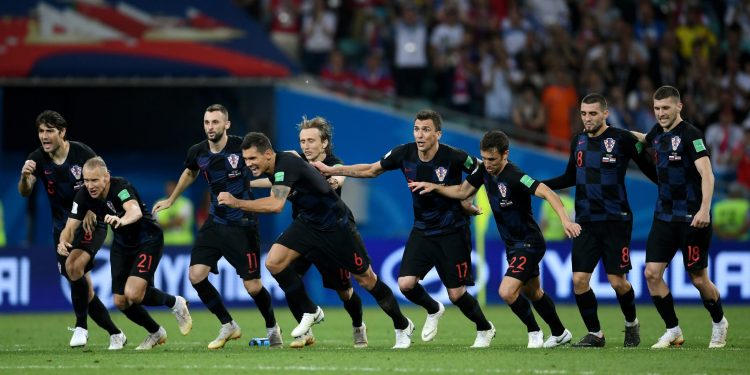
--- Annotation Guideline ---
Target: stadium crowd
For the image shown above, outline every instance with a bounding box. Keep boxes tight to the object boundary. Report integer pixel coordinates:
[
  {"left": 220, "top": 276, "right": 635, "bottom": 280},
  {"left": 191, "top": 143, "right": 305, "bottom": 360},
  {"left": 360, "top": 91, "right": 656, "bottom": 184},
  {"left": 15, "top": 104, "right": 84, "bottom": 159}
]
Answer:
[{"left": 234, "top": 0, "right": 750, "bottom": 197}]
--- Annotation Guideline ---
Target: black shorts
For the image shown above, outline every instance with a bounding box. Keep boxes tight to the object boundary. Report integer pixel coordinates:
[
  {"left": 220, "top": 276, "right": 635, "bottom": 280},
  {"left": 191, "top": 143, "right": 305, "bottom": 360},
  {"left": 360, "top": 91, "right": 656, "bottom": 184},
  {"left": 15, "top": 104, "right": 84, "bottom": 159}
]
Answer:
[
  {"left": 399, "top": 227, "right": 474, "bottom": 288},
  {"left": 292, "top": 255, "right": 353, "bottom": 291},
  {"left": 572, "top": 221, "right": 632, "bottom": 275},
  {"left": 276, "top": 218, "right": 371, "bottom": 275},
  {"left": 191, "top": 217, "right": 262, "bottom": 280},
  {"left": 110, "top": 240, "right": 163, "bottom": 295},
  {"left": 53, "top": 223, "right": 107, "bottom": 280},
  {"left": 646, "top": 219, "right": 712, "bottom": 271},
  {"left": 504, "top": 246, "right": 545, "bottom": 283}
]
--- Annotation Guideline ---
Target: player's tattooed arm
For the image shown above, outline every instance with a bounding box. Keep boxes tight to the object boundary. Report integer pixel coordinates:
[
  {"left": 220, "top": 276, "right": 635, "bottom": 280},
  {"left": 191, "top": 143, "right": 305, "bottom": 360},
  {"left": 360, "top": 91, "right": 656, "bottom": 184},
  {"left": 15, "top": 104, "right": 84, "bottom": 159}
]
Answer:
[
  {"left": 271, "top": 185, "right": 291, "bottom": 200},
  {"left": 219, "top": 185, "right": 290, "bottom": 213}
]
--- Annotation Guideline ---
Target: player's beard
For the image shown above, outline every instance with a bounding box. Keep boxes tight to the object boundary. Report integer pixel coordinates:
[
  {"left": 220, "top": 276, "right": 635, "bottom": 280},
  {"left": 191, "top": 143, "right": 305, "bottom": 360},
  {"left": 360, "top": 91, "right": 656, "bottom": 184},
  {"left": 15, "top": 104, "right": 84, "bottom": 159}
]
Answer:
[
  {"left": 207, "top": 129, "right": 225, "bottom": 143},
  {"left": 584, "top": 120, "right": 603, "bottom": 134}
]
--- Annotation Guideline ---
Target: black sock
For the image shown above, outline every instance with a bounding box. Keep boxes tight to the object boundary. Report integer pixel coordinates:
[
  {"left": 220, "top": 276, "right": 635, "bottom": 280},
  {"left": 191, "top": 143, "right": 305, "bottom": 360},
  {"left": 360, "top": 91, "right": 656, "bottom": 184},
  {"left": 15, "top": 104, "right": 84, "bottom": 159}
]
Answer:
[
  {"left": 287, "top": 296, "right": 304, "bottom": 323},
  {"left": 192, "top": 278, "right": 233, "bottom": 324},
  {"left": 251, "top": 287, "right": 276, "bottom": 328},
  {"left": 616, "top": 286, "right": 637, "bottom": 323},
  {"left": 454, "top": 292, "right": 492, "bottom": 331},
  {"left": 532, "top": 293, "right": 565, "bottom": 336},
  {"left": 401, "top": 283, "right": 440, "bottom": 314},
  {"left": 368, "top": 279, "right": 409, "bottom": 329},
  {"left": 652, "top": 293, "right": 679, "bottom": 329},
  {"left": 69, "top": 277, "right": 89, "bottom": 329},
  {"left": 575, "top": 289, "right": 601, "bottom": 332},
  {"left": 121, "top": 304, "right": 160, "bottom": 333},
  {"left": 508, "top": 296, "right": 540, "bottom": 332},
  {"left": 342, "top": 291, "right": 364, "bottom": 327},
  {"left": 273, "top": 267, "right": 316, "bottom": 314},
  {"left": 88, "top": 295, "right": 120, "bottom": 335},
  {"left": 141, "top": 287, "right": 176, "bottom": 308},
  {"left": 703, "top": 297, "right": 724, "bottom": 323}
]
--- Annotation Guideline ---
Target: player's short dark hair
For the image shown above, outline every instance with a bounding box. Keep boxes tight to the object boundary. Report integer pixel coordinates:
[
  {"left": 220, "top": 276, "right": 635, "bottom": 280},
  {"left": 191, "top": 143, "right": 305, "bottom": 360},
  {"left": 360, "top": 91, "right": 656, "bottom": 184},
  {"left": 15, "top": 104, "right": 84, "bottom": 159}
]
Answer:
[
  {"left": 581, "top": 93, "right": 608, "bottom": 110},
  {"left": 36, "top": 110, "right": 68, "bottom": 139},
  {"left": 298, "top": 116, "right": 333, "bottom": 155},
  {"left": 205, "top": 104, "right": 229, "bottom": 120},
  {"left": 241, "top": 132, "right": 273, "bottom": 153},
  {"left": 83, "top": 156, "right": 108, "bottom": 172},
  {"left": 653, "top": 85, "right": 681, "bottom": 101},
  {"left": 480, "top": 130, "right": 510, "bottom": 154},
  {"left": 415, "top": 109, "right": 442, "bottom": 131}
]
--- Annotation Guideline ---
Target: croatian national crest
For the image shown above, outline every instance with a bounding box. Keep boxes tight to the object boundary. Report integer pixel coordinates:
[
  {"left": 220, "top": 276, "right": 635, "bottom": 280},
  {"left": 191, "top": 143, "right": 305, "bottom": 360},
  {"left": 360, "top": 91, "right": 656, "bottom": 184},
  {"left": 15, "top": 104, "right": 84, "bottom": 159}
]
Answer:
[
  {"left": 498, "top": 183, "right": 507, "bottom": 198},
  {"left": 106, "top": 201, "right": 117, "bottom": 213},
  {"left": 70, "top": 165, "right": 82, "bottom": 180},
  {"left": 228, "top": 154, "right": 239, "bottom": 169},
  {"left": 435, "top": 167, "right": 447, "bottom": 182},
  {"left": 604, "top": 138, "right": 615, "bottom": 153},
  {"left": 671, "top": 136, "right": 681, "bottom": 151}
]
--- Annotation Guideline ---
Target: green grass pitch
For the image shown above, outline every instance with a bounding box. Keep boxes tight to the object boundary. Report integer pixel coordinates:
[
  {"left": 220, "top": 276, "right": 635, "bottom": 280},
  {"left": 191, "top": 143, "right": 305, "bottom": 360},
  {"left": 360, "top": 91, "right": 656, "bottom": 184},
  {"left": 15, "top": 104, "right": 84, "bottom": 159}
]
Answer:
[{"left": 1, "top": 305, "right": 748, "bottom": 374}]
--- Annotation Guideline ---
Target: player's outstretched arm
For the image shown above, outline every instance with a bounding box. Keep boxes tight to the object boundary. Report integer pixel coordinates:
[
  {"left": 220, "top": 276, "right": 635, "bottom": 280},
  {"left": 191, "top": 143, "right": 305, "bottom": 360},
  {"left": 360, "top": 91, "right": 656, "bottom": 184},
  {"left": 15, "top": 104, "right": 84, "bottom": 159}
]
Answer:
[
  {"left": 313, "top": 160, "right": 385, "bottom": 178},
  {"left": 535, "top": 183, "right": 581, "bottom": 238},
  {"left": 105, "top": 200, "right": 142, "bottom": 229},
  {"left": 630, "top": 131, "right": 647, "bottom": 143},
  {"left": 408, "top": 180, "right": 477, "bottom": 200},
  {"left": 18, "top": 160, "right": 37, "bottom": 197},
  {"left": 57, "top": 217, "right": 82, "bottom": 256},
  {"left": 152, "top": 168, "right": 198, "bottom": 214},
  {"left": 218, "top": 185, "right": 290, "bottom": 214},
  {"left": 692, "top": 156, "right": 714, "bottom": 228},
  {"left": 250, "top": 178, "right": 273, "bottom": 188}
]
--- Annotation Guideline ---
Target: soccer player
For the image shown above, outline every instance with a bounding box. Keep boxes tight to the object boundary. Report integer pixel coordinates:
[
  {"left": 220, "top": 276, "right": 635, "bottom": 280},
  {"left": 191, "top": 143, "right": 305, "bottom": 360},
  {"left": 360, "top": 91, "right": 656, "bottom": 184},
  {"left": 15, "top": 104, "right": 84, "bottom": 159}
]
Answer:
[
  {"left": 409, "top": 130, "right": 580, "bottom": 348},
  {"left": 217, "top": 132, "right": 414, "bottom": 349},
  {"left": 18, "top": 110, "right": 125, "bottom": 349},
  {"left": 313, "top": 110, "right": 495, "bottom": 348},
  {"left": 635, "top": 86, "right": 728, "bottom": 348},
  {"left": 58, "top": 157, "right": 192, "bottom": 350},
  {"left": 251, "top": 116, "right": 368, "bottom": 348},
  {"left": 542, "top": 93, "right": 658, "bottom": 348},
  {"left": 152, "top": 104, "right": 280, "bottom": 349}
]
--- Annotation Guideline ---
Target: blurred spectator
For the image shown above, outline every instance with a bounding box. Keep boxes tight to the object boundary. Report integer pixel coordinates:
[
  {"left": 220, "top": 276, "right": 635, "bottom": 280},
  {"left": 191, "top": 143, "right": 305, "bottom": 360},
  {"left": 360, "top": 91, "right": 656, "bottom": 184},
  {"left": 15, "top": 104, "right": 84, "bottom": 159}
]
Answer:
[
  {"left": 392, "top": 4, "right": 429, "bottom": 98},
  {"left": 724, "top": 1, "right": 750, "bottom": 50},
  {"left": 606, "top": 84, "right": 632, "bottom": 130},
  {"left": 627, "top": 75, "right": 657, "bottom": 133},
  {"left": 541, "top": 65, "right": 578, "bottom": 151},
  {"left": 634, "top": 0, "right": 666, "bottom": 50},
  {"left": 154, "top": 180, "right": 195, "bottom": 246},
  {"left": 732, "top": 121, "right": 750, "bottom": 192},
  {"left": 429, "top": 6, "right": 465, "bottom": 105},
  {"left": 301, "top": 0, "right": 337, "bottom": 74},
  {"left": 320, "top": 49, "right": 356, "bottom": 95},
  {"left": 501, "top": 6, "right": 532, "bottom": 57},
  {"left": 354, "top": 51, "right": 395, "bottom": 99},
  {"left": 511, "top": 85, "right": 546, "bottom": 143},
  {"left": 268, "top": 0, "right": 302, "bottom": 60},
  {"left": 712, "top": 183, "right": 750, "bottom": 241},
  {"left": 651, "top": 47, "right": 683, "bottom": 88},
  {"left": 524, "top": 0, "right": 570, "bottom": 29},
  {"left": 675, "top": 6, "right": 717, "bottom": 60},
  {"left": 481, "top": 37, "right": 517, "bottom": 122},
  {"left": 705, "top": 108, "right": 744, "bottom": 193}
]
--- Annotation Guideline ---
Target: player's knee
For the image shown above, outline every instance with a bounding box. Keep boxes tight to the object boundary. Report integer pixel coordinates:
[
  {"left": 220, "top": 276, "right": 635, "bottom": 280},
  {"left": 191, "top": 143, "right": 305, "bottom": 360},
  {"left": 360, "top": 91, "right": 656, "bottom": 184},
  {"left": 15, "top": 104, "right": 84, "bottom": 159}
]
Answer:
[
  {"left": 689, "top": 274, "right": 708, "bottom": 289},
  {"left": 113, "top": 295, "right": 129, "bottom": 310},
  {"left": 643, "top": 267, "right": 661, "bottom": 284},
  {"left": 265, "top": 258, "right": 283, "bottom": 275},
  {"left": 572, "top": 277, "right": 589, "bottom": 294},
  {"left": 188, "top": 268, "right": 207, "bottom": 284},
  {"left": 397, "top": 278, "right": 416, "bottom": 293},
  {"left": 447, "top": 288, "right": 464, "bottom": 303},
  {"left": 337, "top": 289, "right": 353, "bottom": 301},
  {"left": 243, "top": 279, "right": 262, "bottom": 295},
  {"left": 124, "top": 288, "right": 144, "bottom": 305},
  {"left": 498, "top": 286, "right": 518, "bottom": 303},
  {"left": 64, "top": 262, "right": 83, "bottom": 281},
  {"left": 355, "top": 274, "right": 376, "bottom": 290}
]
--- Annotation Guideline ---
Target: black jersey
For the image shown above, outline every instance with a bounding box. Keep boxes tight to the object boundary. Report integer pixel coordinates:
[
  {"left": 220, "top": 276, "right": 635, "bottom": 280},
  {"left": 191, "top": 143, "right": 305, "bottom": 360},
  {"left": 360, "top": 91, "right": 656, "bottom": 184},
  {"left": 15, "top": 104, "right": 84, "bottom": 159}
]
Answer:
[
  {"left": 645, "top": 121, "right": 710, "bottom": 222},
  {"left": 294, "top": 153, "right": 344, "bottom": 220},
  {"left": 543, "top": 127, "right": 657, "bottom": 223},
  {"left": 185, "top": 135, "right": 256, "bottom": 226},
  {"left": 273, "top": 152, "right": 351, "bottom": 231},
  {"left": 70, "top": 177, "right": 161, "bottom": 247},
  {"left": 467, "top": 162, "right": 545, "bottom": 250},
  {"left": 27, "top": 141, "right": 96, "bottom": 232},
  {"left": 380, "top": 143, "right": 478, "bottom": 236}
]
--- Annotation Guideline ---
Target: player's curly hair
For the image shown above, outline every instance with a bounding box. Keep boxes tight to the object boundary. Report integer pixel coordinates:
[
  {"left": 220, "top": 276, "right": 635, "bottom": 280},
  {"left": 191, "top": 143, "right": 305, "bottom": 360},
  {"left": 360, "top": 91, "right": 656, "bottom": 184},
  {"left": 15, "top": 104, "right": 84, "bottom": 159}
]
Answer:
[{"left": 35, "top": 110, "right": 68, "bottom": 140}]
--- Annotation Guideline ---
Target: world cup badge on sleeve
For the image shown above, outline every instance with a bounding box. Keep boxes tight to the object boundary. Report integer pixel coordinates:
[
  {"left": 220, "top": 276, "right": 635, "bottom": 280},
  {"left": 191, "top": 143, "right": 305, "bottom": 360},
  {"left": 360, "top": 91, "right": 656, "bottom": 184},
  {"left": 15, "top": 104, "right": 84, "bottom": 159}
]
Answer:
[
  {"left": 435, "top": 166, "right": 447, "bottom": 182},
  {"left": 228, "top": 154, "right": 239, "bottom": 169},
  {"left": 70, "top": 165, "right": 82, "bottom": 180},
  {"left": 604, "top": 138, "right": 615, "bottom": 153}
]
